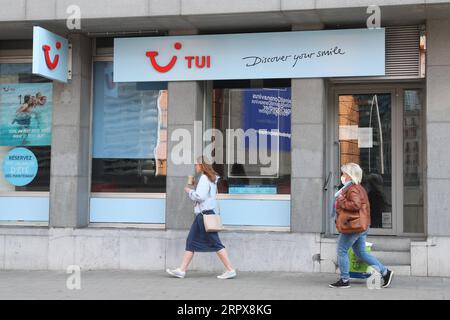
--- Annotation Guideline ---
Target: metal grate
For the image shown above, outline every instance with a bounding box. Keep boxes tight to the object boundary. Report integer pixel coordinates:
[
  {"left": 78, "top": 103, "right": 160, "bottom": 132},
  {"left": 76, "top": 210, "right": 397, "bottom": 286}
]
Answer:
[{"left": 385, "top": 25, "right": 422, "bottom": 78}]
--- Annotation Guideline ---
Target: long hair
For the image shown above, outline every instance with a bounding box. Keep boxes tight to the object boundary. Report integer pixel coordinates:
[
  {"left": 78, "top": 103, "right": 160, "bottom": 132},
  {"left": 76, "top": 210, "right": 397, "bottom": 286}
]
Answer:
[{"left": 196, "top": 156, "right": 218, "bottom": 182}]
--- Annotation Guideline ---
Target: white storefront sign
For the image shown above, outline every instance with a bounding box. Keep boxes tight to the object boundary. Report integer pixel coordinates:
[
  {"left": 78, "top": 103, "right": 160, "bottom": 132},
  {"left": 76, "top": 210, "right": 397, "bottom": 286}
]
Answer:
[{"left": 114, "top": 28, "right": 385, "bottom": 82}]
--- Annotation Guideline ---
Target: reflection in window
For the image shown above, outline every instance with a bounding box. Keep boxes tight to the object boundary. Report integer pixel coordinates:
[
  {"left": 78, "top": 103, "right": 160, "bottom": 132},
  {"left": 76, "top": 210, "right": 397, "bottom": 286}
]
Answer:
[
  {"left": 91, "top": 62, "right": 167, "bottom": 193},
  {"left": 403, "top": 90, "right": 424, "bottom": 233},
  {"left": 211, "top": 84, "right": 291, "bottom": 194},
  {"left": 339, "top": 94, "right": 392, "bottom": 229}
]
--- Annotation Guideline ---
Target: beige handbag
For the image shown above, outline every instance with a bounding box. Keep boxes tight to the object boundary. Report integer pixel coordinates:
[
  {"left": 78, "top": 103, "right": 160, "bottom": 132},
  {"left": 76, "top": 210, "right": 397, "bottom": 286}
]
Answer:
[
  {"left": 203, "top": 212, "right": 223, "bottom": 232},
  {"left": 202, "top": 181, "right": 224, "bottom": 232}
]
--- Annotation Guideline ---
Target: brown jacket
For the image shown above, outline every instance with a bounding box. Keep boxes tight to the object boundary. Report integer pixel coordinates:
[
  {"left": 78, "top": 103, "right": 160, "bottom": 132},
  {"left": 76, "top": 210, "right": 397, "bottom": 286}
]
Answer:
[{"left": 335, "top": 184, "right": 371, "bottom": 234}]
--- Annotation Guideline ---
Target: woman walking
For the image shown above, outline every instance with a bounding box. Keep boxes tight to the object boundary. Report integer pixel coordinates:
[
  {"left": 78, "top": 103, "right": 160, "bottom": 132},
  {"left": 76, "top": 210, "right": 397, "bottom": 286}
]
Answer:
[
  {"left": 329, "top": 163, "right": 394, "bottom": 288},
  {"left": 166, "top": 157, "right": 236, "bottom": 280}
]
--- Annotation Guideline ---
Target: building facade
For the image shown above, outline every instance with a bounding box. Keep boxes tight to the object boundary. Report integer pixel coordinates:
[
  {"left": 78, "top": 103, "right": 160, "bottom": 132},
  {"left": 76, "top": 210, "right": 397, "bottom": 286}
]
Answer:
[{"left": 0, "top": 0, "right": 449, "bottom": 277}]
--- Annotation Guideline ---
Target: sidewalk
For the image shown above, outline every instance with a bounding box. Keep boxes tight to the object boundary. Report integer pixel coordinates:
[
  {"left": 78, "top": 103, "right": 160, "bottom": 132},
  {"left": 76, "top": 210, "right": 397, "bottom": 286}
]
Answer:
[{"left": 1, "top": 270, "right": 449, "bottom": 300}]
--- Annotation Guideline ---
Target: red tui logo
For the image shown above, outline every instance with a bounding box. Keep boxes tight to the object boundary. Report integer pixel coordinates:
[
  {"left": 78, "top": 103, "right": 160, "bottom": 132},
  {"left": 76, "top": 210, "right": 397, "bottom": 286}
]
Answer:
[
  {"left": 146, "top": 42, "right": 181, "bottom": 73},
  {"left": 42, "top": 41, "right": 61, "bottom": 70},
  {"left": 146, "top": 42, "right": 211, "bottom": 73}
]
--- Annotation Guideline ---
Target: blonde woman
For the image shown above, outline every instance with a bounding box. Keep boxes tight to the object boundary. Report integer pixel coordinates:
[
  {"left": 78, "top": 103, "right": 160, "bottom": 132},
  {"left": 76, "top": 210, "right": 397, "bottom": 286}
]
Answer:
[
  {"left": 329, "top": 163, "right": 394, "bottom": 288},
  {"left": 166, "top": 157, "right": 236, "bottom": 280}
]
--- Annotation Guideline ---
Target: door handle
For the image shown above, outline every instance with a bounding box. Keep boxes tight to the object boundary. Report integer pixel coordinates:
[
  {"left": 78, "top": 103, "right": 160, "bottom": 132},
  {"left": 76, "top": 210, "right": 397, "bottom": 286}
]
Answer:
[
  {"left": 323, "top": 171, "right": 332, "bottom": 191},
  {"left": 334, "top": 141, "right": 341, "bottom": 188}
]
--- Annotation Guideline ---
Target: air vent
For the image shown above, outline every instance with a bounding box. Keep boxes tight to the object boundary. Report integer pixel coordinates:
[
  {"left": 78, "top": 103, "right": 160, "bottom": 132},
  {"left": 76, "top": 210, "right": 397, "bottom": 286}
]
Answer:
[{"left": 385, "top": 25, "right": 422, "bottom": 78}]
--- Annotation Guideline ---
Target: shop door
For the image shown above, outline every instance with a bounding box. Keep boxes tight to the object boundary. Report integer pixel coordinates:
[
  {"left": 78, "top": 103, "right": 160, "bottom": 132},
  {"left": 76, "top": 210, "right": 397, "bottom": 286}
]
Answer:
[{"left": 327, "top": 86, "right": 426, "bottom": 236}]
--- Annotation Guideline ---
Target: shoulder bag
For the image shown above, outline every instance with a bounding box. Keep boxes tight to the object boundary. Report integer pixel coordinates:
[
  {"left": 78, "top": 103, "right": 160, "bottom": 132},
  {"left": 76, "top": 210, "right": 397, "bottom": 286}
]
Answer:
[{"left": 202, "top": 179, "right": 224, "bottom": 232}]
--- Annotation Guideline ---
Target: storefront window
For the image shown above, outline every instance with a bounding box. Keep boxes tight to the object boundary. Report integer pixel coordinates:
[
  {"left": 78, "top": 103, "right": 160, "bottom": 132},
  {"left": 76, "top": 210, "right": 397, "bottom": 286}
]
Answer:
[
  {"left": 211, "top": 80, "right": 291, "bottom": 194},
  {"left": 403, "top": 89, "right": 424, "bottom": 233},
  {"left": 0, "top": 63, "right": 52, "bottom": 192},
  {"left": 91, "top": 61, "right": 167, "bottom": 193}
]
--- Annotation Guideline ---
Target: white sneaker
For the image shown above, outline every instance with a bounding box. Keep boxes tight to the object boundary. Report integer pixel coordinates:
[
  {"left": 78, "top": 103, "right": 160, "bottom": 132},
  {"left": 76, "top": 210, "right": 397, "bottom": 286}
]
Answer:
[
  {"left": 166, "top": 268, "right": 186, "bottom": 278},
  {"left": 217, "top": 269, "right": 237, "bottom": 279}
]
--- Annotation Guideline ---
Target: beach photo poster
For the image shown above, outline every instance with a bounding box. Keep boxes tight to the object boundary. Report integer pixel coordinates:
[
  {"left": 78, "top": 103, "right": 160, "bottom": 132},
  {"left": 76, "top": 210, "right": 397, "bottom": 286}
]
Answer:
[{"left": 0, "top": 83, "right": 52, "bottom": 146}]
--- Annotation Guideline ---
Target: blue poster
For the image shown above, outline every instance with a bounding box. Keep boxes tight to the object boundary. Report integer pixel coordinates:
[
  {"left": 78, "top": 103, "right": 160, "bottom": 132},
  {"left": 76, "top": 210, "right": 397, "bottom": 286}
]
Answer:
[
  {"left": 0, "top": 83, "right": 53, "bottom": 146},
  {"left": 243, "top": 88, "right": 291, "bottom": 152},
  {"left": 2, "top": 147, "right": 38, "bottom": 186}
]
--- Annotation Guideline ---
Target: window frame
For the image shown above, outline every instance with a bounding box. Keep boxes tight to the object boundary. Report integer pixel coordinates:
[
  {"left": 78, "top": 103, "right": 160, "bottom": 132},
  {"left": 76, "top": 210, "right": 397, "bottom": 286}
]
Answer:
[
  {"left": 327, "top": 82, "right": 426, "bottom": 237},
  {"left": 0, "top": 57, "right": 51, "bottom": 198},
  {"left": 208, "top": 83, "right": 292, "bottom": 197},
  {"left": 90, "top": 56, "right": 168, "bottom": 198}
]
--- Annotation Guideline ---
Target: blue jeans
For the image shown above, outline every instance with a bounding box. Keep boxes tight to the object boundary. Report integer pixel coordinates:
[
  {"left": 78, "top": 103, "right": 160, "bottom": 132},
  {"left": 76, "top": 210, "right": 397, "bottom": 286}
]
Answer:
[{"left": 337, "top": 230, "right": 387, "bottom": 281}]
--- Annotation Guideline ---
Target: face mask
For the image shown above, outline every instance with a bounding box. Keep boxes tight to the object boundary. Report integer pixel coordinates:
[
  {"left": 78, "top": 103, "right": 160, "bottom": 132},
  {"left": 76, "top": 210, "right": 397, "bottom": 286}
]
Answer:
[{"left": 341, "top": 176, "right": 347, "bottom": 185}]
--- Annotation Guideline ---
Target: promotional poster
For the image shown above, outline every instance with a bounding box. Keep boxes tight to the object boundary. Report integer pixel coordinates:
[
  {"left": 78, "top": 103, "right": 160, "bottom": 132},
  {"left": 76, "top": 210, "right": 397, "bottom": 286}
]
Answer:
[
  {"left": 0, "top": 83, "right": 52, "bottom": 146},
  {"left": 243, "top": 88, "right": 291, "bottom": 152}
]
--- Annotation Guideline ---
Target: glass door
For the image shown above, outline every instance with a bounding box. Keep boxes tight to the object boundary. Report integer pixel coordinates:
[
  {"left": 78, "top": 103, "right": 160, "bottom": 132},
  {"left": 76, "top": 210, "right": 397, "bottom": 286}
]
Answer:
[
  {"left": 333, "top": 91, "right": 396, "bottom": 235},
  {"left": 328, "top": 85, "right": 426, "bottom": 236}
]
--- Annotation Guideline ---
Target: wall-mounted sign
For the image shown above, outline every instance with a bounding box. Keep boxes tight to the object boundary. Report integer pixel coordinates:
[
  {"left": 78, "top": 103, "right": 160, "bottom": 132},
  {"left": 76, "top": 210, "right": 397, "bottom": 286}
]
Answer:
[
  {"left": 0, "top": 83, "right": 53, "bottom": 146},
  {"left": 114, "top": 28, "right": 385, "bottom": 82},
  {"left": 2, "top": 147, "right": 38, "bottom": 187},
  {"left": 32, "top": 26, "right": 69, "bottom": 83}
]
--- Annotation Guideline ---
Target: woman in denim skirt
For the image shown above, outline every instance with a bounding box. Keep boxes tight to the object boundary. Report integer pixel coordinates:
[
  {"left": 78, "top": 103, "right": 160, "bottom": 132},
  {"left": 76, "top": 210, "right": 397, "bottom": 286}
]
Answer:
[{"left": 166, "top": 156, "right": 236, "bottom": 280}]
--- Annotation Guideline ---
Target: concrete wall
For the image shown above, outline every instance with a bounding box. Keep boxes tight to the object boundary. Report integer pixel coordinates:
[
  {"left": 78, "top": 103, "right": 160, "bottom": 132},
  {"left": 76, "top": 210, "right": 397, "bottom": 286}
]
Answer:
[
  {"left": 291, "top": 79, "right": 325, "bottom": 233},
  {"left": 399, "top": 18, "right": 450, "bottom": 277},
  {"left": 411, "top": 237, "right": 450, "bottom": 277},
  {"left": 405, "top": 18, "right": 450, "bottom": 277},
  {"left": 426, "top": 19, "right": 450, "bottom": 237},
  {"left": 4, "top": 225, "right": 446, "bottom": 277},
  {"left": 49, "top": 33, "right": 92, "bottom": 228},
  {"left": 0, "top": 0, "right": 447, "bottom": 21},
  {"left": 165, "top": 81, "right": 204, "bottom": 229},
  {"left": 0, "top": 227, "right": 321, "bottom": 272}
]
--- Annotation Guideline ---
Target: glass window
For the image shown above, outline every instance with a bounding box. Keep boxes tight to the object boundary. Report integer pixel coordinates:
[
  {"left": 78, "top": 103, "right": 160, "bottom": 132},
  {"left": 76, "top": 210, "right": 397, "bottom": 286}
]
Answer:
[
  {"left": 339, "top": 93, "right": 392, "bottom": 229},
  {"left": 211, "top": 80, "right": 291, "bottom": 194},
  {"left": 91, "top": 61, "right": 167, "bottom": 193},
  {"left": 0, "top": 63, "right": 52, "bottom": 192},
  {"left": 403, "top": 89, "right": 424, "bottom": 233}
]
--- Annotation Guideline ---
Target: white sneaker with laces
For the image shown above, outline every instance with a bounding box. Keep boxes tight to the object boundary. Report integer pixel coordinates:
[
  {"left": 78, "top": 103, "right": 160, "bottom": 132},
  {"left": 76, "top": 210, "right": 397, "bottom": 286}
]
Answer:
[
  {"left": 166, "top": 268, "right": 186, "bottom": 278},
  {"left": 217, "top": 269, "right": 237, "bottom": 279}
]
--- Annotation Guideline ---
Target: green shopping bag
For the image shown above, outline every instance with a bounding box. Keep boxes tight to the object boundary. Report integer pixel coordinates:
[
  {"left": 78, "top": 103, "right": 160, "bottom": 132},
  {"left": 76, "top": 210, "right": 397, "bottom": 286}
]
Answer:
[{"left": 348, "top": 242, "right": 373, "bottom": 279}]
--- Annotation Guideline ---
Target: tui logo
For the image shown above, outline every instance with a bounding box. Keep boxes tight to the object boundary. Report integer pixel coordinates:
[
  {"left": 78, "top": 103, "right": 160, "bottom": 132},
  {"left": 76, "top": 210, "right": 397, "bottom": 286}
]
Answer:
[
  {"left": 42, "top": 41, "right": 61, "bottom": 70},
  {"left": 145, "top": 42, "right": 211, "bottom": 73},
  {"left": 146, "top": 42, "right": 182, "bottom": 73}
]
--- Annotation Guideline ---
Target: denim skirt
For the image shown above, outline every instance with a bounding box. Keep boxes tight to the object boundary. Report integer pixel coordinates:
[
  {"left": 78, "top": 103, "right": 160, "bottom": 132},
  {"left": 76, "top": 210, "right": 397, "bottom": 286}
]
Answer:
[{"left": 185, "top": 210, "right": 225, "bottom": 252}]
